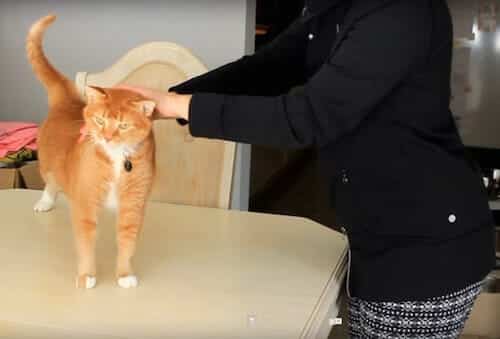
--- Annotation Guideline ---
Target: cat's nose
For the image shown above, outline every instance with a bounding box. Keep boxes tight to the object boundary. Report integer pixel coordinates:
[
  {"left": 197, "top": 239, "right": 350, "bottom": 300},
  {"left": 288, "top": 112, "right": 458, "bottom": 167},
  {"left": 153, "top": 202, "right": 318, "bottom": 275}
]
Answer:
[{"left": 103, "top": 130, "right": 115, "bottom": 142}]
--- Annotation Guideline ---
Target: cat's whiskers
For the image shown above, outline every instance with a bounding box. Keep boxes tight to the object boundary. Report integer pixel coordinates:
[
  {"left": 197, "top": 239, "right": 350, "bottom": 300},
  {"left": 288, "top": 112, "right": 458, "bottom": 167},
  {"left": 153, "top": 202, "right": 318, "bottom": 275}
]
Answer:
[{"left": 87, "top": 132, "right": 98, "bottom": 144}]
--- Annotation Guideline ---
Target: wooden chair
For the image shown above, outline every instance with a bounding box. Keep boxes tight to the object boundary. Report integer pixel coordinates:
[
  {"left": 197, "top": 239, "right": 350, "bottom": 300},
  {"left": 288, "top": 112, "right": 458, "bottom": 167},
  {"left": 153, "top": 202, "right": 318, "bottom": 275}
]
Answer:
[{"left": 75, "top": 42, "right": 236, "bottom": 209}]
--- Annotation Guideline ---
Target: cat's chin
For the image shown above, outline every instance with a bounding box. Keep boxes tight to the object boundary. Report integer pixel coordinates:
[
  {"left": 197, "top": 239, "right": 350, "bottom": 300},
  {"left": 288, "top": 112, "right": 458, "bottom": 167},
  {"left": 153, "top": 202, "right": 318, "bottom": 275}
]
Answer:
[
  {"left": 97, "top": 139, "right": 137, "bottom": 149},
  {"left": 96, "top": 139, "right": 137, "bottom": 157}
]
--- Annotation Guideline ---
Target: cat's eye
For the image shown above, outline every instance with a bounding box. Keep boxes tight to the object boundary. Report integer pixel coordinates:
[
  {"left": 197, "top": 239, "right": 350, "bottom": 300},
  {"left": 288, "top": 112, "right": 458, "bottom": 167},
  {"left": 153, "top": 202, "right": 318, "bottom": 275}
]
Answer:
[
  {"left": 118, "top": 122, "right": 130, "bottom": 130},
  {"left": 94, "top": 116, "right": 105, "bottom": 126}
]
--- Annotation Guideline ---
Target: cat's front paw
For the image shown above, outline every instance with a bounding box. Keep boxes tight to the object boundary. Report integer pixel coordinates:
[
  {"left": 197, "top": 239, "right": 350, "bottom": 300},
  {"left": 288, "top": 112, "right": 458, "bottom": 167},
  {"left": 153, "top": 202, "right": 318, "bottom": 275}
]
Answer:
[
  {"left": 117, "top": 275, "right": 138, "bottom": 288},
  {"left": 76, "top": 275, "right": 97, "bottom": 289},
  {"left": 33, "top": 198, "right": 54, "bottom": 212}
]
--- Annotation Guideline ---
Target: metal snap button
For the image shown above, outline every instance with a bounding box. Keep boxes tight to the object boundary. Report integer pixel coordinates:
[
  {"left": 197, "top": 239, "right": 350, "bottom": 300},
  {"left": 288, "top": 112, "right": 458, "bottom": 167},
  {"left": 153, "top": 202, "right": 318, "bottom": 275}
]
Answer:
[
  {"left": 342, "top": 173, "right": 349, "bottom": 184},
  {"left": 308, "top": 33, "right": 315, "bottom": 40},
  {"left": 302, "top": 6, "right": 308, "bottom": 16},
  {"left": 448, "top": 214, "right": 457, "bottom": 223}
]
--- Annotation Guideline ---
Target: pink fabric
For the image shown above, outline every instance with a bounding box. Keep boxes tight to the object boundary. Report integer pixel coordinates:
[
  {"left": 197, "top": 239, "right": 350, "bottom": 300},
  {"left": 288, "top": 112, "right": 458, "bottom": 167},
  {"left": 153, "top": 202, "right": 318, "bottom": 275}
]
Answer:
[
  {"left": 0, "top": 122, "right": 38, "bottom": 157},
  {"left": 78, "top": 124, "right": 88, "bottom": 144}
]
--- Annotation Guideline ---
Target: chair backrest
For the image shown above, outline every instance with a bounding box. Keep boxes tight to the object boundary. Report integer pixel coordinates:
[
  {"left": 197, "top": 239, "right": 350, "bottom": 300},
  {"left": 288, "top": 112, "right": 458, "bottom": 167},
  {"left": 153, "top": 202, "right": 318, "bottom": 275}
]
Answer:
[{"left": 75, "top": 42, "right": 236, "bottom": 209}]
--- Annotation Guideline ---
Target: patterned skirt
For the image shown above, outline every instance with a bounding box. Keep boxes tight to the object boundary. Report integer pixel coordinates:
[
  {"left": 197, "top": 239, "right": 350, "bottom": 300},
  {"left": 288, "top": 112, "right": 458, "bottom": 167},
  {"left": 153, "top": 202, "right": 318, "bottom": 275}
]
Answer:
[{"left": 348, "top": 281, "right": 484, "bottom": 339}]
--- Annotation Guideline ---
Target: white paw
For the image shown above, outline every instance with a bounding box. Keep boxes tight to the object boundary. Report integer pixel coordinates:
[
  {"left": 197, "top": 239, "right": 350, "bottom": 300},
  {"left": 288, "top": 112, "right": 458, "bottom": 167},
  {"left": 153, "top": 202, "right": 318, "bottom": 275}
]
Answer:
[
  {"left": 33, "top": 199, "right": 54, "bottom": 212},
  {"left": 76, "top": 275, "right": 96, "bottom": 289},
  {"left": 118, "top": 275, "right": 138, "bottom": 288},
  {"left": 85, "top": 276, "right": 97, "bottom": 289}
]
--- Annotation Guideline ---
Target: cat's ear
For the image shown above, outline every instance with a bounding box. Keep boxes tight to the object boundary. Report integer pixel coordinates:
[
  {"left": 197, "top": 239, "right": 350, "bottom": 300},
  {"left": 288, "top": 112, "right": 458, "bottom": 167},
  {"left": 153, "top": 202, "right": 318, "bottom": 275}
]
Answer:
[
  {"left": 137, "top": 100, "right": 156, "bottom": 117},
  {"left": 85, "top": 86, "right": 107, "bottom": 103}
]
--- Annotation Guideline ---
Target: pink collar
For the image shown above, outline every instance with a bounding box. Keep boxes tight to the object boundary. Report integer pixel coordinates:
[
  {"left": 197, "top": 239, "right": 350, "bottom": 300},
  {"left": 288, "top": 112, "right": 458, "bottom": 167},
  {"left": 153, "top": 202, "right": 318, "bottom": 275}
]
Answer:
[{"left": 78, "top": 124, "right": 88, "bottom": 144}]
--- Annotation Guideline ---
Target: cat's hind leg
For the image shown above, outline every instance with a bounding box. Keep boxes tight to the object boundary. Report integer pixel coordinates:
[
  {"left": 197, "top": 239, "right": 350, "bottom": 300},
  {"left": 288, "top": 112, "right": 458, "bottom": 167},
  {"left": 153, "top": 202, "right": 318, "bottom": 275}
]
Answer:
[{"left": 34, "top": 182, "right": 58, "bottom": 212}]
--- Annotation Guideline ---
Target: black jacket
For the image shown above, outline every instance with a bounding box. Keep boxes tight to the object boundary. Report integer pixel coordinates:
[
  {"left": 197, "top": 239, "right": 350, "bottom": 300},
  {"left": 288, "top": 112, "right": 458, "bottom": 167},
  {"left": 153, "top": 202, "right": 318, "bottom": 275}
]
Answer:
[{"left": 172, "top": 0, "right": 496, "bottom": 301}]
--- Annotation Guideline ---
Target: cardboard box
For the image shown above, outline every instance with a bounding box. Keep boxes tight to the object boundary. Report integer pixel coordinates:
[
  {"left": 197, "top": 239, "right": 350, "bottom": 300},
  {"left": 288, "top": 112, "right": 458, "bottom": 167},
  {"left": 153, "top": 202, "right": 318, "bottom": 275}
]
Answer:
[
  {"left": 18, "top": 161, "right": 44, "bottom": 190},
  {"left": 0, "top": 168, "right": 22, "bottom": 189},
  {"left": 0, "top": 161, "right": 43, "bottom": 190}
]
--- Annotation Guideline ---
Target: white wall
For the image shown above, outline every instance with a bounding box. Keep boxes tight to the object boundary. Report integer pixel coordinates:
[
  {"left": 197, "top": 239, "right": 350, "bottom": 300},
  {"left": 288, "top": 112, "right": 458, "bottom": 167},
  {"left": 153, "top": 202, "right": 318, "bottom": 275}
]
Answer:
[
  {"left": 0, "top": 0, "right": 252, "bottom": 121},
  {"left": 0, "top": 0, "right": 254, "bottom": 209}
]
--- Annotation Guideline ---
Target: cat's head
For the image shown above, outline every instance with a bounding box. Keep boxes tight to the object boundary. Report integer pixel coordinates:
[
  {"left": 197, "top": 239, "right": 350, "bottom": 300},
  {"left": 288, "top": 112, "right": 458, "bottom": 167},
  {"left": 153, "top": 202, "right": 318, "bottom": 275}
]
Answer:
[{"left": 82, "top": 86, "right": 155, "bottom": 147}]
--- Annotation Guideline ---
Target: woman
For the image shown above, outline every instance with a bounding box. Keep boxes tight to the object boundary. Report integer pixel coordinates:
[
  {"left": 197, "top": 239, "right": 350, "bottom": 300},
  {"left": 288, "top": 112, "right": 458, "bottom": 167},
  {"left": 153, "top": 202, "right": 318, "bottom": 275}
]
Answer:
[{"left": 121, "top": 0, "right": 496, "bottom": 338}]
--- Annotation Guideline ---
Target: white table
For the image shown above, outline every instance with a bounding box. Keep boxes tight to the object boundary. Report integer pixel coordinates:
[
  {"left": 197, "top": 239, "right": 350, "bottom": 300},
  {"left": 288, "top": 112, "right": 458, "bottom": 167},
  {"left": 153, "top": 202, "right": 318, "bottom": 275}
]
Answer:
[{"left": 0, "top": 190, "right": 347, "bottom": 339}]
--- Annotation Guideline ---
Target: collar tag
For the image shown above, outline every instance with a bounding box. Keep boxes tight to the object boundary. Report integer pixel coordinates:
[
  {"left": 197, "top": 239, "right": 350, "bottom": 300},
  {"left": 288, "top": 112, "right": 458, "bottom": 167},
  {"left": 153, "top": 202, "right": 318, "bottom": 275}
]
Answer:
[{"left": 124, "top": 159, "right": 133, "bottom": 172}]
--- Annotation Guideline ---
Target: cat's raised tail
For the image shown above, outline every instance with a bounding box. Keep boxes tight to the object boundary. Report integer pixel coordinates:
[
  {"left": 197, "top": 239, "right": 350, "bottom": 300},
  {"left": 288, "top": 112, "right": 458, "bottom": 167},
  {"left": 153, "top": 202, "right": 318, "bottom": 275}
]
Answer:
[{"left": 26, "top": 15, "right": 78, "bottom": 100}]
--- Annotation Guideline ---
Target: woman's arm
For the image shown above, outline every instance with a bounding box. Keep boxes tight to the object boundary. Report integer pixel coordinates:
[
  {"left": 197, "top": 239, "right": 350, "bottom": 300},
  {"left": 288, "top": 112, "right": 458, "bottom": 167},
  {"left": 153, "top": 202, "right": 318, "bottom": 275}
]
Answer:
[
  {"left": 183, "top": 0, "right": 431, "bottom": 148},
  {"left": 170, "top": 17, "right": 309, "bottom": 97},
  {"left": 123, "top": 1, "right": 431, "bottom": 149}
]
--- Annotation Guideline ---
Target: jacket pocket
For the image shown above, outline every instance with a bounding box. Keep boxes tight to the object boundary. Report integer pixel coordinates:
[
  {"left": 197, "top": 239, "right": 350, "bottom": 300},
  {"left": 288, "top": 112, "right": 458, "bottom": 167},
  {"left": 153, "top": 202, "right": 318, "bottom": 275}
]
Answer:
[{"left": 357, "top": 146, "right": 493, "bottom": 238}]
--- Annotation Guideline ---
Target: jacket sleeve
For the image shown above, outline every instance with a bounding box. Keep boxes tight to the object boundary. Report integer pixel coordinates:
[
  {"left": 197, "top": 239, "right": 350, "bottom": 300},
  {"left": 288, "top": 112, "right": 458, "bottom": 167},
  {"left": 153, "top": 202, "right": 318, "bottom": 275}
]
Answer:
[
  {"left": 186, "top": 1, "right": 432, "bottom": 149},
  {"left": 170, "top": 17, "right": 309, "bottom": 97}
]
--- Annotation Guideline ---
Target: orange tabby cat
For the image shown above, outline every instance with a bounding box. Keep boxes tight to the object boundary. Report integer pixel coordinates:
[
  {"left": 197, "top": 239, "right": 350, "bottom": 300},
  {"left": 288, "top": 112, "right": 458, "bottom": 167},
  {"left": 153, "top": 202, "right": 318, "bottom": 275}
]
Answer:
[{"left": 27, "top": 15, "right": 156, "bottom": 289}]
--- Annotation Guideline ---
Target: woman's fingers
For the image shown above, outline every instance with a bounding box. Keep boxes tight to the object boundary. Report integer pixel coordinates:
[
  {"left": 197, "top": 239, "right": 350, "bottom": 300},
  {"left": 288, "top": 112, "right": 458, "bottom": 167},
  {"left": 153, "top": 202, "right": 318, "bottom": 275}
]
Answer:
[{"left": 114, "top": 84, "right": 190, "bottom": 121}]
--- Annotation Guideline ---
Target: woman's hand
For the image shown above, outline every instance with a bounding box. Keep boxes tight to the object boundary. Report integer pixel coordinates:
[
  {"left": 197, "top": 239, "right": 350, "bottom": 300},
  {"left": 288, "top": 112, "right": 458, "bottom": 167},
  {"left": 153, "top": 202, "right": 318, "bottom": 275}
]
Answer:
[{"left": 116, "top": 85, "right": 192, "bottom": 121}]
